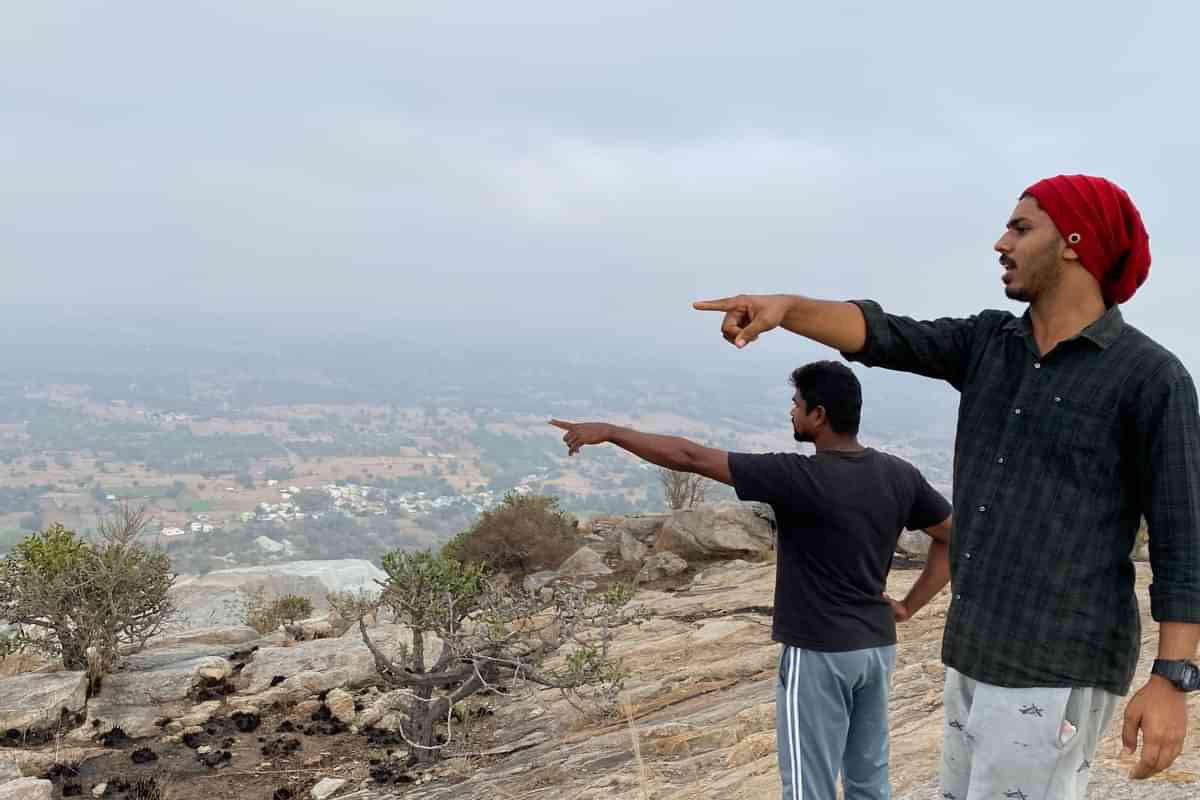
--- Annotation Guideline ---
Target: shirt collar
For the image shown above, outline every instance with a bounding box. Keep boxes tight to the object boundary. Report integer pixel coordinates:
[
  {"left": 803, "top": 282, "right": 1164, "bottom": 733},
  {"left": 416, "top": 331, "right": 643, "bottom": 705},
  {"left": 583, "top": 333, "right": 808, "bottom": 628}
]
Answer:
[{"left": 1002, "top": 305, "right": 1126, "bottom": 350}]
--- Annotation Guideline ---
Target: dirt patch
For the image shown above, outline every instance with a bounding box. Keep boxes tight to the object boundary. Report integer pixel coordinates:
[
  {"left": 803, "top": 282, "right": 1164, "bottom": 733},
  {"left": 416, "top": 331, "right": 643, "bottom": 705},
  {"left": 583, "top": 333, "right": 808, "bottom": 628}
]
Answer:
[{"left": 24, "top": 699, "right": 483, "bottom": 800}]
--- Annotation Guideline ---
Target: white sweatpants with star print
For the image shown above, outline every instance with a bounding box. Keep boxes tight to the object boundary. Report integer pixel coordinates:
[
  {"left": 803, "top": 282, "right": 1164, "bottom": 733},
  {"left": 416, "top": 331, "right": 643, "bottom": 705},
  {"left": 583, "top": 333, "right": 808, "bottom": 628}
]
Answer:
[{"left": 940, "top": 668, "right": 1120, "bottom": 800}]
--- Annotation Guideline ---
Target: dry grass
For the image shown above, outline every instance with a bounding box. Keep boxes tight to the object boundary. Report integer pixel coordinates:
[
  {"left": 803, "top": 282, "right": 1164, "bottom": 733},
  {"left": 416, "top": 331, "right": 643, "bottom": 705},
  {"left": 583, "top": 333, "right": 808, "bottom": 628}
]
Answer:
[{"left": 626, "top": 702, "right": 655, "bottom": 800}]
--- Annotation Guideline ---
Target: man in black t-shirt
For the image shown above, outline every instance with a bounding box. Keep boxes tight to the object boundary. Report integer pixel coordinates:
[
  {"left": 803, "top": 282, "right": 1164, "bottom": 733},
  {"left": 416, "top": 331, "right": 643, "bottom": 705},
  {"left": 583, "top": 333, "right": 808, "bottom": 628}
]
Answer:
[{"left": 551, "top": 361, "right": 952, "bottom": 800}]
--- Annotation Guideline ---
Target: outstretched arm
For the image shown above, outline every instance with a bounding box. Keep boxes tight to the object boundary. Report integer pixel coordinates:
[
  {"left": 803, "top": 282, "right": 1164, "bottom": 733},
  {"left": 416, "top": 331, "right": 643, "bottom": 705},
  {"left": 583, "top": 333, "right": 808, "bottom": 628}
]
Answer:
[
  {"left": 693, "top": 294, "right": 867, "bottom": 351},
  {"left": 548, "top": 420, "right": 733, "bottom": 486}
]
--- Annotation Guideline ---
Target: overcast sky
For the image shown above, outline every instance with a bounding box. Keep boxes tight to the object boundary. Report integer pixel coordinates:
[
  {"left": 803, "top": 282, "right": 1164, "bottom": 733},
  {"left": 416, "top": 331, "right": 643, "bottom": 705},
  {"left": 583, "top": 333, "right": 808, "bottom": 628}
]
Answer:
[{"left": 3, "top": 1, "right": 1198, "bottom": 369}]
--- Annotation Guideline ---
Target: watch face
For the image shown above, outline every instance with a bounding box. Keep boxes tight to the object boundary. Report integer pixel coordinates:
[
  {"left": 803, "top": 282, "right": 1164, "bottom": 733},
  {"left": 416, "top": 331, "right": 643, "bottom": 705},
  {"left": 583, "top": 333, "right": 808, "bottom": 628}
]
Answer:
[{"left": 1185, "top": 664, "right": 1200, "bottom": 692}]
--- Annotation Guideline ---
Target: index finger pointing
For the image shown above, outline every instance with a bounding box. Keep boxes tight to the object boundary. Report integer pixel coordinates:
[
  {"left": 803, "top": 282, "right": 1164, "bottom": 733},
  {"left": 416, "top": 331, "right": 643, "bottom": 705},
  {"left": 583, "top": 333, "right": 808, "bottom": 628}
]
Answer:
[
  {"left": 548, "top": 419, "right": 574, "bottom": 430},
  {"left": 693, "top": 297, "right": 740, "bottom": 312}
]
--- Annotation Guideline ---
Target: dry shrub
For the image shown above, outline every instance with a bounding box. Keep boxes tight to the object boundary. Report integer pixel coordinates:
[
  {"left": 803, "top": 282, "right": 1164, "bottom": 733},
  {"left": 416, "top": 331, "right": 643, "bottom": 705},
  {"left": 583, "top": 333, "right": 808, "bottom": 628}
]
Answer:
[{"left": 442, "top": 493, "right": 578, "bottom": 577}]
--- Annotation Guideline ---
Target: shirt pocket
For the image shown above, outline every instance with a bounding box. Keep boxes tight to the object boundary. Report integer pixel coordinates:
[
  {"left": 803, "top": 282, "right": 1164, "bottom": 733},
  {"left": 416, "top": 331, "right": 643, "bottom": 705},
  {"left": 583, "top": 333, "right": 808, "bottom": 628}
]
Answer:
[{"left": 1047, "top": 393, "right": 1119, "bottom": 487}]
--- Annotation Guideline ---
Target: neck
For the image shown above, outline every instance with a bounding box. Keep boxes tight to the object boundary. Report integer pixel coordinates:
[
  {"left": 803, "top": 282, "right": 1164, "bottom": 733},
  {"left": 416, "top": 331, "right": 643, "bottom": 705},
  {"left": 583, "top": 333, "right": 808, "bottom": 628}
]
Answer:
[
  {"left": 813, "top": 434, "right": 864, "bottom": 453},
  {"left": 1028, "top": 282, "right": 1106, "bottom": 356}
]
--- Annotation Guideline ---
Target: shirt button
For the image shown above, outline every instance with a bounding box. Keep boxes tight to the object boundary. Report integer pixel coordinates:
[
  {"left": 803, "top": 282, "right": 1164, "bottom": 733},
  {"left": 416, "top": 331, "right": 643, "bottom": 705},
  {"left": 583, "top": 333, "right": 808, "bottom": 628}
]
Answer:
[
  {"left": 996, "top": 456, "right": 1005, "bottom": 464},
  {"left": 955, "top": 594, "right": 962, "bottom": 600},
  {"left": 1034, "top": 362, "right": 1042, "bottom": 369},
  {"left": 1054, "top": 396, "right": 1062, "bottom": 403},
  {"left": 965, "top": 553, "right": 972, "bottom": 559},
  {"left": 978, "top": 505, "right": 987, "bottom": 512},
  {"left": 1014, "top": 408, "right": 1022, "bottom": 415}
]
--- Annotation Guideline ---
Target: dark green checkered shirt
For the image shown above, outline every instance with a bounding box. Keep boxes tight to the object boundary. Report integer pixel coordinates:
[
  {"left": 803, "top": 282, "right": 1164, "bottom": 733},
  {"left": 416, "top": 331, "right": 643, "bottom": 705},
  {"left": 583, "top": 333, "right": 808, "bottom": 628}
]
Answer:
[{"left": 845, "top": 300, "right": 1200, "bottom": 695}]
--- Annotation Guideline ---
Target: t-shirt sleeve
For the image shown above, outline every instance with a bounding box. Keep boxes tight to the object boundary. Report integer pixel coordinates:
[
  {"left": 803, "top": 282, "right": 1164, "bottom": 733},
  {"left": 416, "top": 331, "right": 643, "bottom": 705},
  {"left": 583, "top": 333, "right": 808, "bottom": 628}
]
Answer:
[
  {"left": 727, "top": 452, "right": 819, "bottom": 511},
  {"left": 906, "top": 468, "right": 952, "bottom": 531}
]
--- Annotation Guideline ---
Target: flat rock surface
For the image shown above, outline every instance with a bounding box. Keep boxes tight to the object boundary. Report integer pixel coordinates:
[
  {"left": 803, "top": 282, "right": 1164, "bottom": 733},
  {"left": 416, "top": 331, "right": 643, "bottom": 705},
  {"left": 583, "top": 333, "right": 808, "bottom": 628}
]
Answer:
[{"left": 0, "top": 671, "right": 87, "bottom": 735}]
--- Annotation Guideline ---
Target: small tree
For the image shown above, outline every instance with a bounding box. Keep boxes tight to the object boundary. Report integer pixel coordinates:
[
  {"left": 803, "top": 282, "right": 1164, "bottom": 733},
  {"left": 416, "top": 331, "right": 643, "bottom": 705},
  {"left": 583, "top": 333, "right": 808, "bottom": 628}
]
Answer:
[
  {"left": 658, "top": 468, "right": 708, "bottom": 510},
  {"left": 442, "top": 493, "right": 577, "bottom": 577},
  {"left": 0, "top": 503, "right": 175, "bottom": 689},
  {"left": 341, "top": 549, "right": 636, "bottom": 766},
  {"left": 242, "top": 590, "right": 314, "bottom": 635}
]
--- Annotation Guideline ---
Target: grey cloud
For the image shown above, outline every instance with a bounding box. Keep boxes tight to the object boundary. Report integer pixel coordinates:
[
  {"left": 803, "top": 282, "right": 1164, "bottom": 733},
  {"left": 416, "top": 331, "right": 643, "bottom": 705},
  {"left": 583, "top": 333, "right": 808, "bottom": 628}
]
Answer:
[{"left": 0, "top": 1, "right": 1196, "bottom": 364}]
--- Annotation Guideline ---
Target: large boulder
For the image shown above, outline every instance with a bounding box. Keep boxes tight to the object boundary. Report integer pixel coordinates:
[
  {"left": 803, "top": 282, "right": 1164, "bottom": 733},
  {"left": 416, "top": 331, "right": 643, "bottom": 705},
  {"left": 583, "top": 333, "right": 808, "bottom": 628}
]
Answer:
[
  {"left": 895, "top": 530, "right": 932, "bottom": 558},
  {"left": 239, "top": 623, "right": 437, "bottom": 696},
  {"left": 121, "top": 625, "right": 262, "bottom": 671},
  {"left": 169, "top": 559, "right": 386, "bottom": 630},
  {"left": 71, "top": 656, "right": 233, "bottom": 741},
  {"left": 655, "top": 503, "right": 774, "bottom": 561},
  {"left": 614, "top": 514, "right": 670, "bottom": 544},
  {"left": 0, "top": 672, "right": 87, "bottom": 736},
  {"left": 638, "top": 553, "right": 689, "bottom": 583},
  {"left": 619, "top": 531, "right": 648, "bottom": 564},
  {"left": 143, "top": 626, "right": 261, "bottom": 651},
  {"left": 557, "top": 547, "right": 612, "bottom": 578}
]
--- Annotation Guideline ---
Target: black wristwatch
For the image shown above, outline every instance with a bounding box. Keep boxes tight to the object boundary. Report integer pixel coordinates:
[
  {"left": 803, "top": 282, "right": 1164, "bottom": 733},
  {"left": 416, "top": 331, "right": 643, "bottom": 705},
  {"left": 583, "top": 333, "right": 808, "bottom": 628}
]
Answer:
[{"left": 1151, "top": 659, "right": 1200, "bottom": 691}]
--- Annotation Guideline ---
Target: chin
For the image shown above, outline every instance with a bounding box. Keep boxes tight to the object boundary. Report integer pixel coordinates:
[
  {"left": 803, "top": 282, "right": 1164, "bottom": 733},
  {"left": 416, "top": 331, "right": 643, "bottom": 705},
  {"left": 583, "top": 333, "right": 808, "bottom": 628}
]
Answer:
[{"left": 1004, "top": 286, "right": 1032, "bottom": 302}]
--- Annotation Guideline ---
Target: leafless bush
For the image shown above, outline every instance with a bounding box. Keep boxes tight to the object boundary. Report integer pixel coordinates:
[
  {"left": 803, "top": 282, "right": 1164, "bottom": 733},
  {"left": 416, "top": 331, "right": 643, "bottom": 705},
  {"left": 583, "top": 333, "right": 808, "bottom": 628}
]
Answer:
[{"left": 349, "top": 548, "right": 642, "bottom": 765}]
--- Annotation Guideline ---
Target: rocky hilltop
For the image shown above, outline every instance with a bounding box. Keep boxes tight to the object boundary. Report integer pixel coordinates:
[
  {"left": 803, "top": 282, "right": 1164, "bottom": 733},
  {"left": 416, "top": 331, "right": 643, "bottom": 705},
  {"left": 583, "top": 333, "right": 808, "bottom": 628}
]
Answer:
[{"left": 0, "top": 505, "right": 1194, "bottom": 800}]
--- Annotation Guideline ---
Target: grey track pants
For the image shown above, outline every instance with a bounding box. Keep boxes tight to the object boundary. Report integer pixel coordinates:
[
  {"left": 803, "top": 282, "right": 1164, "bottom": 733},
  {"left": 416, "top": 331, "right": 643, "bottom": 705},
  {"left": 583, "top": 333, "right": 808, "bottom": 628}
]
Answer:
[
  {"left": 940, "top": 667, "right": 1121, "bottom": 800},
  {"left": 777, "top": 643, "right": 897, "bottom": 800}
]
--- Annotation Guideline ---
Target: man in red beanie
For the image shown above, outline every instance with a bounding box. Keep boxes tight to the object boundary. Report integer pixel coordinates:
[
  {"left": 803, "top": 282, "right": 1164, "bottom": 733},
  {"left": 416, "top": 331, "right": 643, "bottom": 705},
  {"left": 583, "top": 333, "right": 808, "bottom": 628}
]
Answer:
[{"left": 694, "top": 174, "right": 1200, "bottom": 799}]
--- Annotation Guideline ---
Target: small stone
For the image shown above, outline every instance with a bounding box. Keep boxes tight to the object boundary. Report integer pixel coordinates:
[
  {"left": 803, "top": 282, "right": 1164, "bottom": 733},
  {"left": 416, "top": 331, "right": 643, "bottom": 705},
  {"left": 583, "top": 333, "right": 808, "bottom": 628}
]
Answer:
[
  {"left": 197, "top": 745, "right": 212, "bottom": 754},
  {"left": 294, "top": 700, "right": 322, "bottom": 717},
  {"left": 194, "top": 658, "right": 233, "bottom": 681},
  {"left": 310, "top": 777, "right": 347, "bottom": 800},
  {"left": 324, "top": 688, "right": 356, "bottom": 725},
  {"left": 92, "top": 784, "right": 107, "bottom": 799}
]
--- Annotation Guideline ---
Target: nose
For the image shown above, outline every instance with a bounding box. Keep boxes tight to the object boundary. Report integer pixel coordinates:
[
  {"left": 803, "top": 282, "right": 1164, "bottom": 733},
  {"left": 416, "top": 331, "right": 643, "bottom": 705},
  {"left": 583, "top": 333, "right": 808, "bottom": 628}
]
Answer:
[{"left": 994, "top": 232, "right": 1012, "bottom": 254}]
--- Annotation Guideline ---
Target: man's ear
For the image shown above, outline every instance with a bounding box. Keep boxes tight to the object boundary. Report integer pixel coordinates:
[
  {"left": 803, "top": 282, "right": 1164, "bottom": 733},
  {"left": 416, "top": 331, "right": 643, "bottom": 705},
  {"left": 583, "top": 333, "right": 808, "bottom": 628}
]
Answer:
[
  {"left": 812, "top": 405, "right": 828, "bottom": 428},
  {"left": 1061, "top": 233, "right": 1082, "bottom": 263}
]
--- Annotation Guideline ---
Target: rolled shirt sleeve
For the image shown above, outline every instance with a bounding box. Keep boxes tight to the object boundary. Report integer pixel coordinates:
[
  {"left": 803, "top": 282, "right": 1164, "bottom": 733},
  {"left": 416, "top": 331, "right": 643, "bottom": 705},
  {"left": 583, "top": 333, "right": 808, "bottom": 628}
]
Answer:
[{"left": 1139, "top": 362, "right": 1200, "bottom": 623}]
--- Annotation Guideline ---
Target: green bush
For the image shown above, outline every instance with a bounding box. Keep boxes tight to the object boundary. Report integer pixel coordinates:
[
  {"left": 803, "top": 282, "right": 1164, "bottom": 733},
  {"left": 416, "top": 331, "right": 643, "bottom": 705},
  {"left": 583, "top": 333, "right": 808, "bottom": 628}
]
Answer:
[
  {"left": 243, "top": 591, "right": 314, "bottom": 634},
  {"left": 0, "top": 510, "right": 175, "bottom": 686}
]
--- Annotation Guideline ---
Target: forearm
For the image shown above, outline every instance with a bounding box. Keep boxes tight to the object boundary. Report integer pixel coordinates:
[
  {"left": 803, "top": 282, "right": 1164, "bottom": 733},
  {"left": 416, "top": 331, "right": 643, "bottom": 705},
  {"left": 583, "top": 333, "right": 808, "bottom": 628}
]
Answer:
[
  {"left": 778, "top": 295, "right": 868, "bottom": 354},
  {"left": 901, "top": 540, "right": 951, "bottom": 616},
  {"left": 1157, "top": 622, "right": 1200, "bottom": 660},
  {"left": 604, "top": 425, "right": 706, "bottom": 473}
]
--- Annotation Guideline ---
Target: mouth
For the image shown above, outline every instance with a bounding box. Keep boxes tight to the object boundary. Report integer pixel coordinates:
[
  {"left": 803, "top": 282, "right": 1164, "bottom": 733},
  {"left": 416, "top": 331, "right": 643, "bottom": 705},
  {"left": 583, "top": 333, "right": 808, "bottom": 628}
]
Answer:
[{"left": 1000, "top": 256, "right": 1016, "bottom": 282}]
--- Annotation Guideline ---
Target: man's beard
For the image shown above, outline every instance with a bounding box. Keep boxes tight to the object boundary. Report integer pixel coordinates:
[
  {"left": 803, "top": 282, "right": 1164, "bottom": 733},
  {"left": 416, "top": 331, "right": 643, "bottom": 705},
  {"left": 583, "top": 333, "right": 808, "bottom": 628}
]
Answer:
[
  {"left": 1004, "top": 242, "right": 1063, "bottom": 302},
  {"left": 793, "top": 430, "right": 814, "bottom": 443}
]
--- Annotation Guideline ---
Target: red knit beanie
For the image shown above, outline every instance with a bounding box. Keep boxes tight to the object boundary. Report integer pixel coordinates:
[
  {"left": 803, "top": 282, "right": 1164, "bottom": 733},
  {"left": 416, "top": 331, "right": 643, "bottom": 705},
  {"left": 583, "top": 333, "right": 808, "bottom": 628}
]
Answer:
[{"left": 1022, "top": 175, "right": 1151, "bottom": 305}]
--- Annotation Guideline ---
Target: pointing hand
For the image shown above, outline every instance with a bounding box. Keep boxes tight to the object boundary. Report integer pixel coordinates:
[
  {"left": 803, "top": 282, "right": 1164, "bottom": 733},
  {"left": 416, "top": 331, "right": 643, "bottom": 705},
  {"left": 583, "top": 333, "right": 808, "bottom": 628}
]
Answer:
[
  {"left": 693, "top": 294, "right": 791, "bottom": 348},
  {"left": 548, "top": 420, "right": 612, "bottom": 456}
]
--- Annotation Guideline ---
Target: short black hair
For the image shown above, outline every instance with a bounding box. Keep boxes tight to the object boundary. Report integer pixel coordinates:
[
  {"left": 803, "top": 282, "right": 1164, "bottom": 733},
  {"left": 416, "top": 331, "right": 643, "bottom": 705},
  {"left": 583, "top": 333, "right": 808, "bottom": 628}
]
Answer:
[{"left": 789, "top": 361, "right": 862, "bottom": 435}]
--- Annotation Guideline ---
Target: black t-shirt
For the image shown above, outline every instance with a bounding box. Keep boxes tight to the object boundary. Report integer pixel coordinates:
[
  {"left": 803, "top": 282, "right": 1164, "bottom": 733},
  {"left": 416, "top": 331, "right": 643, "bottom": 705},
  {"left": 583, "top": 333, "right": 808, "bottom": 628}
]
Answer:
[{"left": 729, "top": 448, "right": 951, "bottom": 652}]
